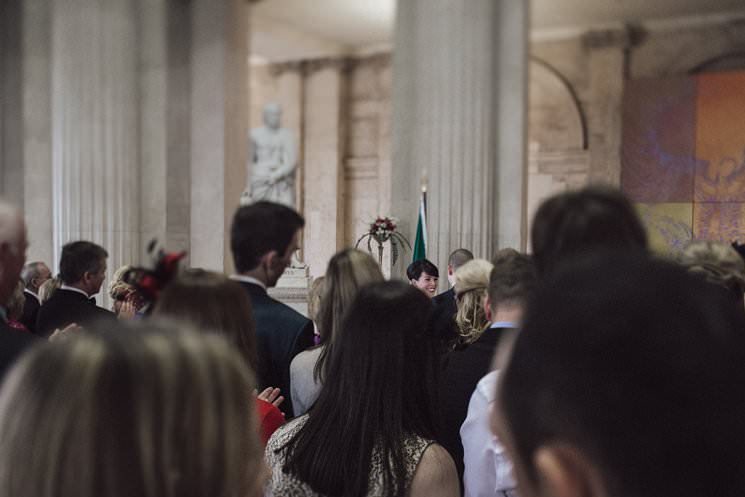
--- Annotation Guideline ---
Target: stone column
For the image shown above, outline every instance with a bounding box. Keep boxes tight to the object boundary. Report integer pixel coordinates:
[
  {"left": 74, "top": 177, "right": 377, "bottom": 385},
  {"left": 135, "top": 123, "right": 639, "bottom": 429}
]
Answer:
[
  {"left": 302, "top": 59, "right": 345, "bottom": 277},
  {"left": 51, "top": 0, "right": 140, "bottom": 292},
  {"left": 583, "top": 28, "right": 632, "bottom": 186},
  {"left": 190, "top": 0, "right": 249, "bottom": 272},
  {"left": 391, "top": 0, "right": 528, "bottom": 279},
  {"left": 139, "top": 0, "right": 192, "bottom": 260},
  {"left": 22, "top": 0, "right": 54, "bottom": 265}
]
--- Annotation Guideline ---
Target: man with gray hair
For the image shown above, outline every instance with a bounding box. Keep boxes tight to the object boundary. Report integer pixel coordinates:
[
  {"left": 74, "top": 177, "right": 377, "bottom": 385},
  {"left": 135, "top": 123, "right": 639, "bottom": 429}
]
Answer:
[
  {"left": 20, "top": 261, "right": 51, "bottom": 334},
  {"left": 433, "top": 248, "right": 475, "bottom": 317},
  {"left": 0, "top": 200, "right": 36, "bottom": 377}
]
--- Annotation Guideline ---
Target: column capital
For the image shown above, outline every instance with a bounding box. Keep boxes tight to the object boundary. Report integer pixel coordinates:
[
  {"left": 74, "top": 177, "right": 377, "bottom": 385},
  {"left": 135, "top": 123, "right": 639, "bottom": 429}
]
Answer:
[
  {"left": 302, "top": 56, "right": 353, "bottom": 76},
  {"left": 582, "top": 26, "right": 639, "bottom": 50},
  {"left": 268, "top": 60, "right": 304, "bottom": 77}
]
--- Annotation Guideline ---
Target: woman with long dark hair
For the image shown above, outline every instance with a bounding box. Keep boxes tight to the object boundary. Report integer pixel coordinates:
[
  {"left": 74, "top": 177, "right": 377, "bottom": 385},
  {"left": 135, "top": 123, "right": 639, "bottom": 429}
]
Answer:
[
  {"left": 290, "top": 248, "right": 383, "bottom": 415},
  {"left": 266, "top": 281, "right": 459, "bottom": 497}
]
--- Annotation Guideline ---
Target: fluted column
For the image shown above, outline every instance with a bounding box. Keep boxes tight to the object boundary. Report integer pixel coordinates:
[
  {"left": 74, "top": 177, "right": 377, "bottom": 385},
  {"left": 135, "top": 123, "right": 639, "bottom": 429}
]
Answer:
[
  {"left": 391, "top": 0, "right": 528, "bottom": 278},
  {"left": 190, "top": 0, "right": 249, "bottom": 272},
  {"left": 51, "top": 0, "right": 139, "bottom": 293}
]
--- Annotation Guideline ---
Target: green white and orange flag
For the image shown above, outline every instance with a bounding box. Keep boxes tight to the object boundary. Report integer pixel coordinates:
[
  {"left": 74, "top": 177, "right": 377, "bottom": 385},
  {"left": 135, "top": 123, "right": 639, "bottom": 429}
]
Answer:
[{"left": 412, "top": 187, "right": 427, "bottom": 262}]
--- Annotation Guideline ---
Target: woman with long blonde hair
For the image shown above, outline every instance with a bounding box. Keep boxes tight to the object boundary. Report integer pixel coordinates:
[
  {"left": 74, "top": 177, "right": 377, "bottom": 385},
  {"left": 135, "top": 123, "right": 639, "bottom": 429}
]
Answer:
[
  {"left": 0, "top": 322, "right": 265, "bottom": 497},
  {"left": 453, "top": 259, "right": 493, "bottom": 347},
  {"left": 290, "top": 248, "right": 384, "bottom": 415}
]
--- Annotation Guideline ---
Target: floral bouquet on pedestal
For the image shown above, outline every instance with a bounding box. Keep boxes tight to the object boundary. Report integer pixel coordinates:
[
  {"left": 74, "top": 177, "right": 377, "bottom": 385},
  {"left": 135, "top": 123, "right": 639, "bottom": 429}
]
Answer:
[{"left": 355, "top": 216, "right": 411, "bottom": 267}]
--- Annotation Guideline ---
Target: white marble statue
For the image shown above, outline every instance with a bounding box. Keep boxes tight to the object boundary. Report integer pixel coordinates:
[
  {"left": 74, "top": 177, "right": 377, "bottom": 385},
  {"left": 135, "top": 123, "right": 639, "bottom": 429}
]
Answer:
[{"left": 241, "top": 102, "right": 297, "bottom": 207}]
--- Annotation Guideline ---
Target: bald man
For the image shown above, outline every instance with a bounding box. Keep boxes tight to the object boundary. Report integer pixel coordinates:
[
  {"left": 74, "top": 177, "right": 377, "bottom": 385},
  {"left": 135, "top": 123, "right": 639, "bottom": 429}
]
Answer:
[{"left": 0, "top": 201, "right": 37, "bottom": 377}]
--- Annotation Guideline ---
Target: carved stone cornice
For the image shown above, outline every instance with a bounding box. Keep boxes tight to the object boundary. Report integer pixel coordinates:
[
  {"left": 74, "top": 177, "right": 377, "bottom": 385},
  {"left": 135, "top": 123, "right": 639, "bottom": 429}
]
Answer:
[
  {"left": 346, "top": 52, "right": 392, "bottom": 71},
  {"left": 268, "top": 61, "right": 304, "bottom": 77},
  {"left": 302, "top": 56, "right": 354, "bottom": 76},
  {"left": 582, "top": 26, "right": 637, "bottom": 50}
]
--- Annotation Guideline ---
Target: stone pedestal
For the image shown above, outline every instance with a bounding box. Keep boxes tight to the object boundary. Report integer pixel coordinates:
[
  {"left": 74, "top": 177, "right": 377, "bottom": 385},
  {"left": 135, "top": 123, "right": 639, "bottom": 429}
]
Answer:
[
  {"left": 268, "top": 266, "right": 311, "bottom": 316},
  {"left": 391, "top": 0, "right": 528, "bottom": 285}
]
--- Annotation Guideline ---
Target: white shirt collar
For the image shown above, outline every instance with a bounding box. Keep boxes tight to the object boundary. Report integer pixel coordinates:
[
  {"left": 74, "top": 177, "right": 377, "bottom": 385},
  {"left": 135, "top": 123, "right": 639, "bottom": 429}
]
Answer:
[
  {"left": 229, "top": 274, "right": 266, "bottom": 290},
  {"left": 24, "top": 288, "right": 40, "bottom": 303},
  {"left": 60, "top": 285, "right": 91, "bottom": 298}
]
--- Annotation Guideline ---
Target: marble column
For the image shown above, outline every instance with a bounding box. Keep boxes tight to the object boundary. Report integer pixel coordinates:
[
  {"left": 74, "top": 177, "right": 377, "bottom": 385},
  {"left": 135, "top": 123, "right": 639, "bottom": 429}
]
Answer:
[
  {"left": 302, "top": 59, "right": 345, "bottom": 277},
  {"left": 51, "top": 0, "right": 140, "bottom": 297},
  {"left": 22, "top": 0, "right": 54, "bottom": 265},
  {"left": 190, "top": 0, "right": 249, "bottom": 273},
  {"left": 0, "top": 0, "right": 24, "bottom": 208},
  {"left": 139, "top": 0, "right": 192, "bottom": 260},
  {"left": 583, "top": 28, "right": 632, "bottom": 186},
  {"left": 391, "top": 0, "right": 528, "bottom": 281}
]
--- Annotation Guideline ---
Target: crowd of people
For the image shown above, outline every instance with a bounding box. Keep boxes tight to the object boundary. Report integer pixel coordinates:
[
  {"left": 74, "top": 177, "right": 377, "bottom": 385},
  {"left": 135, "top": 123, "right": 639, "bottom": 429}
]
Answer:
[{"left": 0, "top": 185, "right": 744, "bottom": 497}]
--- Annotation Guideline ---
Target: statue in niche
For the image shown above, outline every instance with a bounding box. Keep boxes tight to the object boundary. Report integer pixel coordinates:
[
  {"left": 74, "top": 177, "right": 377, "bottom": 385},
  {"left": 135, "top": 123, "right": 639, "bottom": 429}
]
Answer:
[
  {"left": 241, "top": 102, "right": 298, "bottom": 208},
  {"left": 242, "top": 102, "right": 306, "bottom": 270}
]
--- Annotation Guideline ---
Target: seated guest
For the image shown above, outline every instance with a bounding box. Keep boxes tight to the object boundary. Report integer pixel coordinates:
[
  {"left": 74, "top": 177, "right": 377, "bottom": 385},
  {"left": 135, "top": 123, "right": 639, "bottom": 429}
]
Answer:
[
  {"left": 439, "top": 251, "right": 536, "bottom": 490},
  {"left": 19, "top": 261, "right": 51, "bottom": 333},
  {"left": 289, "top": 249, "right": 383, "bottom": 415},
  {"left": 266, "top": 281, "right": 459, "bottom": 497},
  {"left": 407, "top": 258, "right": 440, "bottom": 298},
  {"left": 0, "top": 322, "right": 266, "bottom": 497},
  {"left": 531, "top": 186, "right": 648, "bottom": 276},
  {"left": 6, "top": 280, "right": 30, "bottom": 333},
  {"left": 230, "top": 201, "right": 315, "bottom": 418},
  {"left": 494, "top": 254, "right": 745, "bottom": 497},
  {"left": 433, "top": 248, "right": 474, "bottom": 317},
  {"left": 453, "top": 259, "right": 493, "bottom": 347},
  {"left": 37, "top": 275, "right": 61, "bottom": 304},
  {"left": 153, "top": 268, "right": 285, "bottom": 444},
  {"left": 36, "top": 241, "right": 116, "bottom": 337},
  {"left": 679, "top": 239, "right": 745, "bottom": 305}
]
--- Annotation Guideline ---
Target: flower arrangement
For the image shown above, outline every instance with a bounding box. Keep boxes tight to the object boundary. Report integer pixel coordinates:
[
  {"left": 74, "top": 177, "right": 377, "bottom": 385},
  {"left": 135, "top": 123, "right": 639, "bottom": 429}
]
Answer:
[{"left": 356, "top": 216, "right": 411, "bottom": 266}]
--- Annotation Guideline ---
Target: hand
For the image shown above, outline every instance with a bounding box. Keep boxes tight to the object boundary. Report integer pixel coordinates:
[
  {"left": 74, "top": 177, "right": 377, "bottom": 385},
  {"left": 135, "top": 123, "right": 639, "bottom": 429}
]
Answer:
[
  {"left": 117, "top": 298, "right": 137, "bottom": 320},
  {"left": 256, "top": 387, "right": 284, "bottom": 408},
  {"left": 49, "top": 323, "right": 83, "bottom": 342}
]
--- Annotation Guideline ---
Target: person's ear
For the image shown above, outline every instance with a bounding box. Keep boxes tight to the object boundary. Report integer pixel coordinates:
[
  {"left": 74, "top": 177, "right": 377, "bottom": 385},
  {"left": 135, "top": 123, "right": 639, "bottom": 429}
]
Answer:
[
  {"left": 484, "top": 295, "right": 493, "bottom": 322},
  {"left": 264, "top": 250, "right": 282, "bottom": 271},
  {"left": 533, "top": 444, "right": 604, "bottom": 497}
]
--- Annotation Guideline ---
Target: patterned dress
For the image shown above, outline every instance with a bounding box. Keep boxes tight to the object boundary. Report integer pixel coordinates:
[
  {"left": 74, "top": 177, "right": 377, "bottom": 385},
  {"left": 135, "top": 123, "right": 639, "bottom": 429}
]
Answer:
[{"left": 265, "top": 415, "right": 433, "bottom": 497}]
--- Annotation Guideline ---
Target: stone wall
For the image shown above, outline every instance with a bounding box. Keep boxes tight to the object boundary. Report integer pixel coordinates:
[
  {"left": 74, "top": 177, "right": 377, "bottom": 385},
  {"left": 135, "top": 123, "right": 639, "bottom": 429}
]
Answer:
[{"left": 249, "top": 15, "right": 745, "bottom": 271}]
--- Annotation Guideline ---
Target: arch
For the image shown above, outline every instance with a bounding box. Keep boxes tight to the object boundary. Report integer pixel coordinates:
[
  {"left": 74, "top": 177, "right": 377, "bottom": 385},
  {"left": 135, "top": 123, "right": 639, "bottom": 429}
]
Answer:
[
  {"left": 688, "top": 51, "right": 745, "bottom": 74},
  {"left": 528, "top": 57, "right": 588, "bottom": 151}
]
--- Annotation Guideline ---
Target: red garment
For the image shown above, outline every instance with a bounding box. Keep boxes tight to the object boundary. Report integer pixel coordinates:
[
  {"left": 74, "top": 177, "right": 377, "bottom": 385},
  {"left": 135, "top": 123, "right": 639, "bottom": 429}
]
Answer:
[
  {"left": 7, "top": 320, "right": 30, "bottom": 333},
  {"left": 256, "top": 398, "right": 285, "bottom": 445}
]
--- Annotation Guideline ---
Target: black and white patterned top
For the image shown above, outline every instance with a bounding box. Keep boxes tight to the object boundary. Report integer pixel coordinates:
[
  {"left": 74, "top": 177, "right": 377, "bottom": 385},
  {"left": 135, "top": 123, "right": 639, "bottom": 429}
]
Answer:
[{"left": 265, "top": 415, "right": 433, "bottom": 497}]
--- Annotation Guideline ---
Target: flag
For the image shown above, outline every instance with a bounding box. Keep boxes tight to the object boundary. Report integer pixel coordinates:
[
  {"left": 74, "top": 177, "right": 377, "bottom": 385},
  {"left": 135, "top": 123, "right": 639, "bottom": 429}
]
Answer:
[{"left": 412, "top": 188, "right": 427, "bottom": 262}]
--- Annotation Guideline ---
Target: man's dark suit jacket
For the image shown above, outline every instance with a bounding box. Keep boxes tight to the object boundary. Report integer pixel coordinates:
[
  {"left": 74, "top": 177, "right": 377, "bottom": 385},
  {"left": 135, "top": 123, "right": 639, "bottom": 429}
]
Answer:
[
  {"left": 36, "top": 289, "right": 116, "bottom": 338},
  {"left": 433, "top": 287, "right": 457, "bottom": 319},
  {"left": 438, "top": 326, "right": 512, "bottom": 490},
  {"left": 0, "top": 318, "right": 38, "bottom": 380},
  {"left": 239, "top": 281, "right": 315, "bottom": 419},
  {"left": 20, "top": 291, "right": 40, "bottom": 335}
]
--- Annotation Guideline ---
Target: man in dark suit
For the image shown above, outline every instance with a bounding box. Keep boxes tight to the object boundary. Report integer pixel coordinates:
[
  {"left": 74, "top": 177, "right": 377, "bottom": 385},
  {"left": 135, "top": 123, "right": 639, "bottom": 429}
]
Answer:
[
  {"left": 433, "top": 248, "right": 474, "bottom": 318},
  {"left": 36, "top": 241, "right": 115, "bottom": 338},
  {"left": 19, "top": 261, "right": 51, "bottom": 335},
  {"left": 439, "top": 249, "right": 536, "bottom": 489},
  {"left": 0, "top": 201, "right": 38, "bottom": 379},
  {"left": 230, "top": 201, "right": 314, "bottom": 418}
]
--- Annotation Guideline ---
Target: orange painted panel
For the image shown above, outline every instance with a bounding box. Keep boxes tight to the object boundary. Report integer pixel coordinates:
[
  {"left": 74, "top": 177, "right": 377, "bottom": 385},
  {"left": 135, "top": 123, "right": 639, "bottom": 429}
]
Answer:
[
  {"left": 693, "top": 203, "right": 745, "bottom": 243},
  {"left": 694, "top": 72, "right": 745, "bottom": 202}
]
